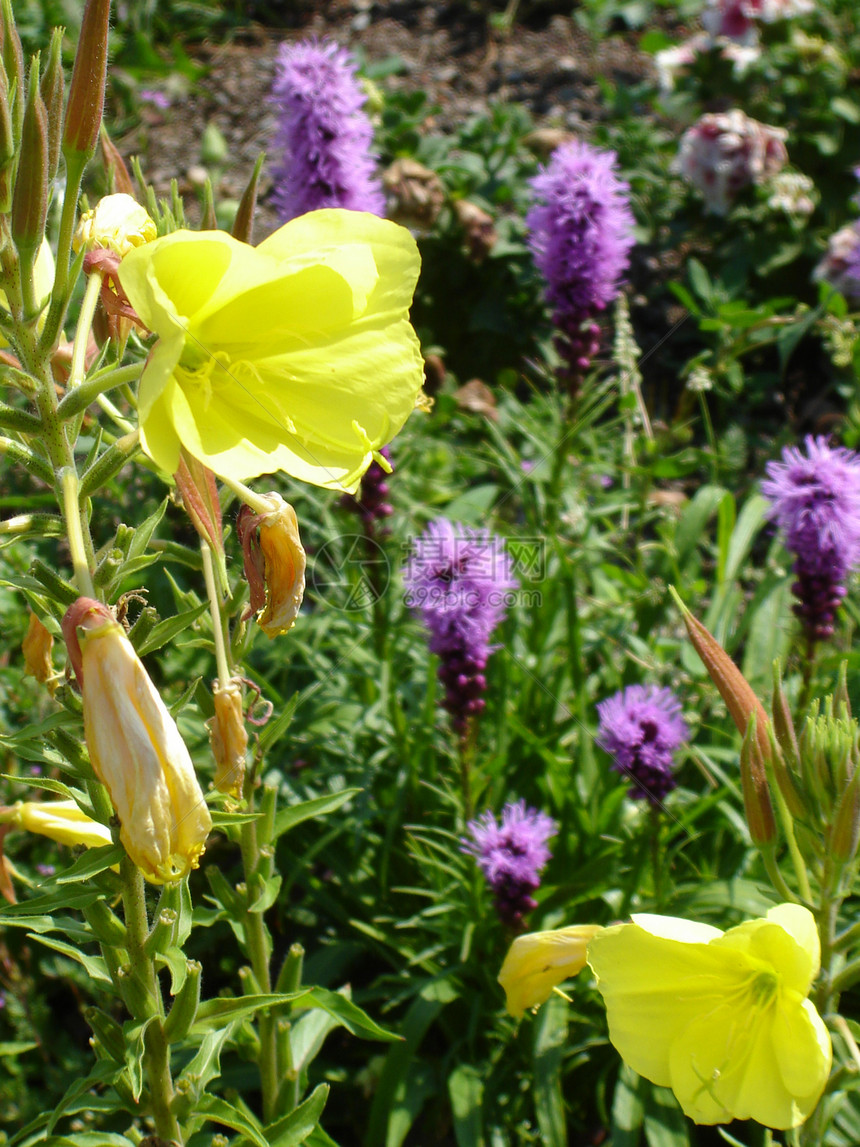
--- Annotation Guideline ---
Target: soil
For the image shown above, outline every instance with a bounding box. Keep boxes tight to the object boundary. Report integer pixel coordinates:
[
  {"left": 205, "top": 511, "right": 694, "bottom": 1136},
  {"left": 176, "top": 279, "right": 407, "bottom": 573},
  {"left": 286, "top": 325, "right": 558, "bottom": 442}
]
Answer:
[{"left": 119, "top": 2, "right": 664, "bottom": 237}]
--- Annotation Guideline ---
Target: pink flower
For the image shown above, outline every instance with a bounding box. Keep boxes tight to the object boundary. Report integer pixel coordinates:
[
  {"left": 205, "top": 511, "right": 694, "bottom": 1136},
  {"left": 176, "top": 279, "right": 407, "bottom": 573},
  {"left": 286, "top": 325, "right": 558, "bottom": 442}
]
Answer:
[{"left": 675, "top": 109, "right": 788, "bottom": 215}]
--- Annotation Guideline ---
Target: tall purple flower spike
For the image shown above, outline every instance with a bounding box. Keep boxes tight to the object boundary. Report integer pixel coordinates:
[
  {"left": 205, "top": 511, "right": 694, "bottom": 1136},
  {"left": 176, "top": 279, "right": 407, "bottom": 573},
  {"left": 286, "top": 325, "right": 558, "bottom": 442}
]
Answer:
[
  {"left": 526, "top": 140, "right": 635, "bottom": 381},
  {"left": 403, "top": 519, "right": 517, "bottom": 735},
  {"left": 270, "top": 38, "right": 385, "bottom": 222},
  {"left": 596, "top": 684, "right": 688, "bottom": 803},
  {"left": 762, "top": 435, "right": 860, "bottom": 643},
  {"left": 462, "top": 800, "right": 557, "bottom": 927}
]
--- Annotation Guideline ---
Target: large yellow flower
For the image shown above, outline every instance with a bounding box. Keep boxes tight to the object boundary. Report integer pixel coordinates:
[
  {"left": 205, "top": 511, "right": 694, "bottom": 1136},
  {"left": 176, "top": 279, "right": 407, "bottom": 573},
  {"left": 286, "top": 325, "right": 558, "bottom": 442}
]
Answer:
[
  {"left": 117, "top": 209, "right": 424, "bottom": 492},
  {"left": 587, "top": 904, "right": 831, "bottom": 1129}
]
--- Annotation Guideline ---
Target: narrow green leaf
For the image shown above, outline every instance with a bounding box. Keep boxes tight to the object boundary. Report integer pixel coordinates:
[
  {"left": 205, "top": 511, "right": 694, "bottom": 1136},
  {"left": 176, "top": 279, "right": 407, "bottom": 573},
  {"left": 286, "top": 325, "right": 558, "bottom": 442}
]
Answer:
[
  {"left": 45, "top": 1059, "right": 120, "bottom": 1135},
  {"left": 301, "top": 987, "right": 398, "bottom": 1043},
  {"left": 448, "top": 1064, "right": 485, "bottom": 1147},
  {"left": 273, "top": 789, "right": 361, "bottom": 840},
  {"left": 192, "top": 991, "right": 310, "bottom": 1032},
  {"left": 533, "top": 994, "right": 568, "bottom": 1147},
  {"left": 0, "top": 774, "right": 82, "bottom": 801},
  {"left": 54, "top": 844, "right": 122, "bottom": 884},
  {"left": 266, "top": 1082, "right": 329, "bottom": 1146},
  {"left": 27, "top": 934, "right": 113, "bottom": 986},
  {"left": 197, "top": 1093, "right": 269, "bottom": 1147},
  {"left": 135, "top": 600, "right": 210, "bottom": 656}
]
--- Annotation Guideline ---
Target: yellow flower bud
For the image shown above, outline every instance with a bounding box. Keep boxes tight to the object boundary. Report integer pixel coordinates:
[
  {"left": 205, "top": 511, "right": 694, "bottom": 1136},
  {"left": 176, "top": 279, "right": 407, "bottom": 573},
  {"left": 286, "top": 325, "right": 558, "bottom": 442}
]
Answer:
[
  {"left": 62, "top": 598, "right": 212, "bottom": 883},
  {"left": 237, "top": 494, "right": 306, "bottom": 639},
  {"left": 498, "top": 924, "right": 602, "bottom": 1018},
  {"left": 14, "top": 799, "right": 112, "bottom": 850},
  {"left": 73, "top": 193, "right": 157, "bottom": 258},
  {"left": 22, "top": 611, "right": 56, "bottom": 694},
  {"left": 208, "top": 678, "right": 247, "bottom": 797}
]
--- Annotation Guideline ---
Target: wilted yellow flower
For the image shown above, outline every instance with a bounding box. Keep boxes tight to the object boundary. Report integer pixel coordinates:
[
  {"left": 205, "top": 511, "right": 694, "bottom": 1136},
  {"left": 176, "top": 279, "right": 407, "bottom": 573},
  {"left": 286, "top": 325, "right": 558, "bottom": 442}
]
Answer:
[
  {"left": 22, "top": 611, "right": 56, "bottom": 693},
  {"left": 499, "top": 924, "right": 603, "bottom": 1018},
  {"left": 13, "top": 799, "right": 112, "bottom": 849},
  {"left": 62, "top": 598, "right": 212, "bottom": 883},
  {"left": 73, "top": 192, "right": 157, "bottom": 257},
  {"left": 237, "top": 493, "right": 306, "bottom": 638},
  {"left": 587, "top": 904, "right": 831, "bottom": 1129},
  {"left": 208, "top": 677, "right": 247, "bottom": 797},
  {"left": 117, "top": 209, "right": 424, "bottom": 492}
]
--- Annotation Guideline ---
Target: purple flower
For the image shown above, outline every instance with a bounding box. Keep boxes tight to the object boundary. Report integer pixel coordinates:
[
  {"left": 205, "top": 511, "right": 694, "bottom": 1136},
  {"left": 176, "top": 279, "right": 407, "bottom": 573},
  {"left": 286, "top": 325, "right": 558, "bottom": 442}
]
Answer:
[
  {"left": 813, "top": 222, "right": 860, "bottom": 301},
  {"left": 403, "top": 519, "right": 517, "bottom": 734},
  {"left": 762, "top": 436, "right": 860, "bottom": 642},
  {"left": 526, "top": 141, "right": 635, "bottom": 377},
  {"left": 462, "top": 800, "right": 557, "bottom": 927},
  {"left": 270, "top": 38, "right": 385, "bottom": 222},
  {"left": 596, "top": 685, "right": 688, "bottom": 803}
]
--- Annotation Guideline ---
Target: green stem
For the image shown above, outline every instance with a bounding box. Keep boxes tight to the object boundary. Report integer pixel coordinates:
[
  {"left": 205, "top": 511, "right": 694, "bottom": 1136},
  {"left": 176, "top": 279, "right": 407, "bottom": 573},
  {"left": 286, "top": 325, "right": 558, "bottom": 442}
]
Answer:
[
  {"left": 60, "top": 467, "right": 95, "bottom": 597},
  {"left": 68, "top": 271, "right": 103, "bottom": 391},
  {"left": 120, "top": 857, "right": 181, "bottom": 1143},
  {"left": 201, "top": 539, "right": 230, "bottom": 689},
  {"left": 240, "top": 805, "right": 279, "bottom": 1124},
  {"left": 57, "top": 360, "right": 144, "bottom": 421},
  {"left": 697, "top": 389, "right": 719, "bottom": 486}
]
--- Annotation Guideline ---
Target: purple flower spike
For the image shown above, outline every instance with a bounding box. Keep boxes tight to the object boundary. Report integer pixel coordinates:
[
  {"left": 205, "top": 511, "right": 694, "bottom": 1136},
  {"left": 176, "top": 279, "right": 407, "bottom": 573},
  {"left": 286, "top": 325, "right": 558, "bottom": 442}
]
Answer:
[
  {"left": 270, "top": 38, "right": 385, "bottom": 222},
  {"left": 340, "top": 446, "right": 394, "bottom": 536},
  {"left": 462, "top": 800, "right": 557, "bottom": 927},
  {"left": 526, "top": 141, "right": 635, "bottom": 380},
  {"left": 762, "top": 436, "right": 860, "bottom": 643},
  {"left": 596, "top": 685, "right": 688, "bottom": 803},
  {"left": 403, "top": 519, "right": 517, "bottom": 735}
]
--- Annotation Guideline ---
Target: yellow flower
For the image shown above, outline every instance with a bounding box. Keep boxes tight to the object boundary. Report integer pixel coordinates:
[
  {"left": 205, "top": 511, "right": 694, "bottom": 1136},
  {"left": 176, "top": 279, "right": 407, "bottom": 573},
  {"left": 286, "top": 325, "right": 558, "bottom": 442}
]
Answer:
[
  {"left": 237, "top": 492, "right": 306, "bottom": 638},
  {"left": 62, "top": 598, "right": 212, "bottom": 883},
  {"left": 14, "top": 799, "right": 112, "bottom": 849},
  {"left": 499, "top": 924, "right": 603, "bottom": 1018},
  {"left": 116, "top": 209, "right": 424, "bottom": 492},
  {"left": 73, "top": 193, "right": 157, "bottom": 257},
  {"left": 587, "top": 904, "right": 831, "bottom": 1129}
]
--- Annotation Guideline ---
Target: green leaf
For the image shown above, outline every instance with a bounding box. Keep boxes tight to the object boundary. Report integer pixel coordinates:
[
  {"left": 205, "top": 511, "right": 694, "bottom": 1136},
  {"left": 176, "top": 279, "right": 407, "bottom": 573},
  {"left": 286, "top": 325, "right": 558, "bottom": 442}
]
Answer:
[
  {"left": 673, "top": 485, "right": 727, "bottom": 567},
  {"left": 366, "top": 978, "right": 458, "bottom": 1146},
  {"left": 1, "top": 885, "right": 103, "bottom": 918},
  {"left": 26, "top": 934, "right": 113, "bottom": 986},
  {"left": 197, "top": 1093, "right": 269, "bottom": 1147},
  {"left": 192, "top": 991, "right": 310, "bottom": 1032},
  {"left": 54, "top": 844, "right": 123, "bottom": 884},
  {"left": 300, "top": 987, "right": 398, "bottom": 1043},
  {"left": 0, "top": 1041, "right": 37, "bottom": 1055},
  {"left": 126, "top": 496, "right": 169, "bottom": 559},
  {"left": 174, "top": 1026, "right": 232, "bottom": 1109},
  {"left": 135, "top": 600, "right": 210, "bottom": 656},
  {"left": 45, "top": 1059, "right": 121, "bottom": 1135},
  {"left": 124, "top": 1017, "right": 157, "bottom": 1101},
  {"left": 533, "top": 994, "right": 567, "bottom": 1146},
  {"left": 448, "top": 1065, "right": 484, "bottom": 1147},
  {"left": 0, "top": 774, "right": 82, "bottom": 801},
  {"left": 265, "top": 1083, "right": 329, "bottom": 1146},
  {"left": 687, "top": 258, "right": 713, "bottom": 306},
  {"left": 210, "top": 809, "right": 264, "bottom": 828},
  {"left": 611, "top": 1063, "right": 645, "bottom": 1146},
  {"left": 272, "top": 790, "right": 361, "bottom": 840}
]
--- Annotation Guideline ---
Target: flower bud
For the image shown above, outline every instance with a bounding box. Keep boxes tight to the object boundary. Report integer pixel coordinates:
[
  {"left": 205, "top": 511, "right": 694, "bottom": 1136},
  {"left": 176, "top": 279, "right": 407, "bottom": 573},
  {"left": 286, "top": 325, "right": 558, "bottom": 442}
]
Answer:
[
  {"left": 208, "top": 677, "right": 247, "bottom": 797},
  {"left": 0, "top": 64, "right": 14, "bottom": 213},
  {"left": 11, "top": 57, "right": 48, "bottom": 262},
  {"left": 73, "top": 193, "right": 157, "bottom": 258},
  {"left": 163, "top": 959, "right": 202, "bottom": 1042},
  {"left": 0, "top": 0, "right": 24, "bottom": 142},
  {"left": 13, "top": 798, "right": 112, "bottom": 849},
  {"left": 22, "top": 610, "right": 56, "bottom": 693},
  {"left": 673, "top": 591, "right": 771, "bottom": 765},
  {"left": 62, "top": 597, "right": 212, "bottom": 883},
  {"left": 237, "top": 494, "right": 306, "bottom": 639},
  {"left": 100, "top": 125, "right": 135, "bottom": 196},
  {"left": 62, "top": 0, "right": 110, "bottom": 162},
  {"left": 740, "top": 716, "right": 776, "bottom": 847},
  {"left": 40, "top": 26, "right": 64, "bottom": 180},
  {"left": 498, "top": 924, "right": 602, "bottom": 1019},
  {"left": 831, "top": 762, "right": 860, "bottom": 864}
]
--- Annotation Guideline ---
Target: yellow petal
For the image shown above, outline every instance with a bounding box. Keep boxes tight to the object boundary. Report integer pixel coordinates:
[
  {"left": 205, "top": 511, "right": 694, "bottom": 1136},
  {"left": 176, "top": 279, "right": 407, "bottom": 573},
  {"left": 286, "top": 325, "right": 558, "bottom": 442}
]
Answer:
[
  {"left": 498, "top": 925, "right": 602, "bottom": 1018},
  {"left": 15, "top": 799, "right": 112, "bottom": 850},
  {"left": 588, "top": 921, "right": 739, "bottom": 1088}
]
